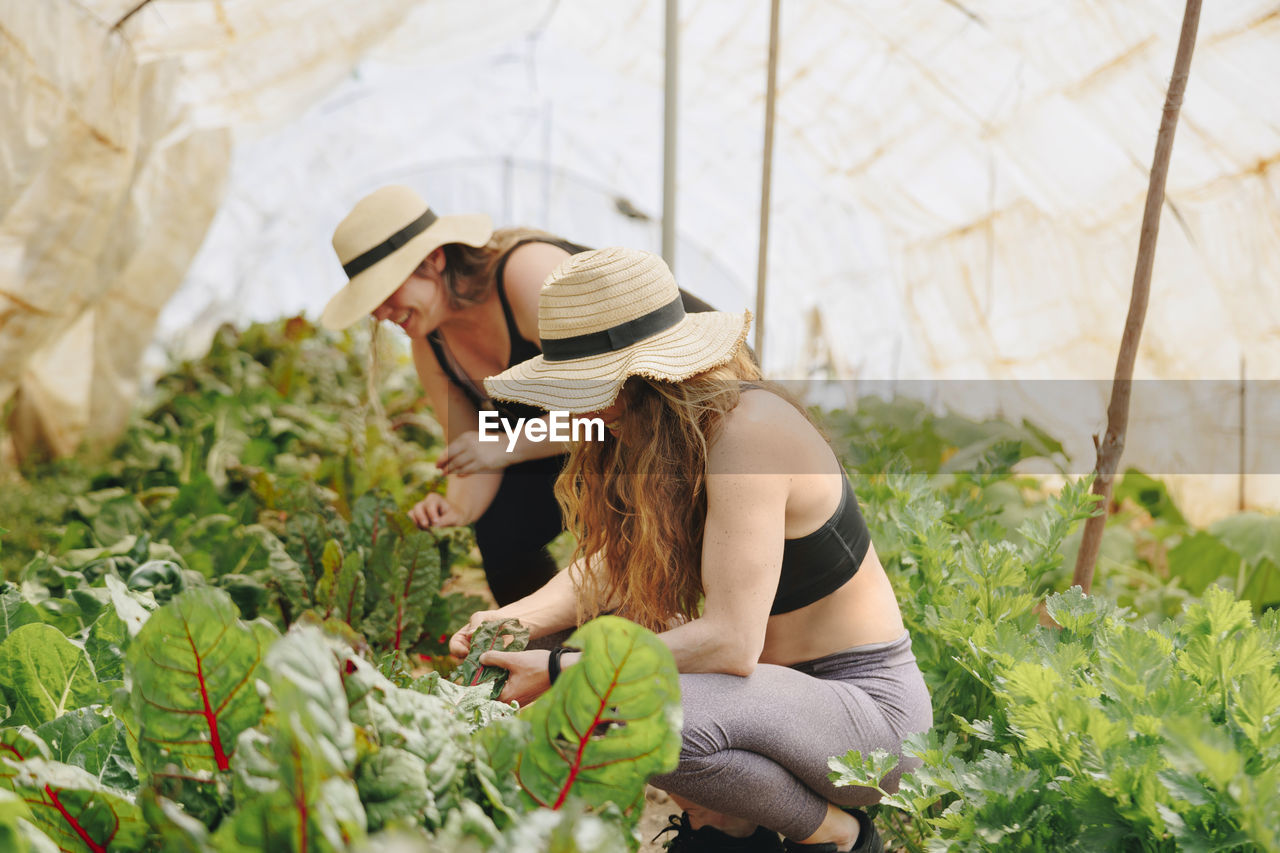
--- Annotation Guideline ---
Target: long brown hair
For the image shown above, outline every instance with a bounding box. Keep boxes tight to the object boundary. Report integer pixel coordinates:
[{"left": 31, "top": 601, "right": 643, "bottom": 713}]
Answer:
[
  {"left": 428, "top": 227, "right": 565, "bottom": 308},
  {"left": 555, "top": 345, "right": 772, "bottom": 632}
]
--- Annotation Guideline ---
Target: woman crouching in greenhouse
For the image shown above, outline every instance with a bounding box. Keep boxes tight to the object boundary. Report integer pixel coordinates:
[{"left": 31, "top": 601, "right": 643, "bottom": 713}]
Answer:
[
  {"left": 322, "top": 186, "right": 714, "bottom": 606},
  {"left": 450, "top": 248, "right": 933, "bottom": 853}
]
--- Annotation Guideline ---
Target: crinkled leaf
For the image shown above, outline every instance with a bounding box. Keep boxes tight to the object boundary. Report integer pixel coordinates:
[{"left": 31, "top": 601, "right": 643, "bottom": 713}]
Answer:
[
  {"left": 341, "top": 647, "right": 472, "bottom": 814},
  {"left": 9, "top": 758, "right": 145, "bottom": 853},
  {"left": 517, "top": 616, "right": 682, "bottom": 814},
  {"left": 125, "top": 559, "right": 191, "bottom": 604},
  {"left": 491, "top": 799, "right": 633, "bottom": 853},
  {"left": 35, "top": 709, "right": 137, "bottom": 793},
  {"left": 414, "top": 671, "right": 518, "bottom": 732},
  {"left": 1, "top": 727, "right": 53, "bottom": 788},
  {"left": 217, "top": 626, "right": 366, "bottom": 851},
  {"left": 471, "top": 714, "right": 532, "bottom": 826},
  {"left": 1, "top": 587, "right": 40, "bottom": 642},
  {"left": 126, "top": 587, "right": 274, "bottom": 789},
  {"left": 355, "top": 746, "right": 436, "bottom": 831},
  {"left": 314, "top": 540, "right": 366, "bottom": 629},
  {"left": 0, "top": 787, "right": 59, "bottom": 853},
  {"left": 364, "top": 527, "right": 442, "bottom": 651},
  {"left": 453, "top": 618, "right": 530, "bottom": 699},
  {"left": 0, "top": 624, "right": 108, "bottom": 728},
  {"left": 138, "top": 788, "right": 211, "bottom": 853},
  {"left": 346, "top": 491, "right": 400, "bottom": 557}
]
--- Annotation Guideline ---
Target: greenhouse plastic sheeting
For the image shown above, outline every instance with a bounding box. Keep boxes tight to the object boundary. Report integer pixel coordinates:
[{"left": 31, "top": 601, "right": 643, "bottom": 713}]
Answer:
[
  {"left": 0, "top": 0, "right": 434, "bottom": 456},
  {"left": 3, "top": 1, "right": 1280, "bottom": 522}
]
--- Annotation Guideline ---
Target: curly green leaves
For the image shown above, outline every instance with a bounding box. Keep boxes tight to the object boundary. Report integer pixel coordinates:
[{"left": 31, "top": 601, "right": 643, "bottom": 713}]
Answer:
[{"left": 517, "top": 616, "right": 682, "bottom": 813}]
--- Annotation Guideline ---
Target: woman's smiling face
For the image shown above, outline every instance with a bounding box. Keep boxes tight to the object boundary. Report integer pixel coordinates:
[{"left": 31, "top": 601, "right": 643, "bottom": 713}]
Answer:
[{"left": 371, "top": 249, "right": 447, "bottom": 337}]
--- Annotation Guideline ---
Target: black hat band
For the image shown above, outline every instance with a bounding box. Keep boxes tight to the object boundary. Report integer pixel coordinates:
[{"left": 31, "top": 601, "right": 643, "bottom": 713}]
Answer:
[
  {"left": 540, "top": 297, "right": 686, "bottom": 362},
  {"left": 342, "top": 208, "right": 438, "bottom": 279}
]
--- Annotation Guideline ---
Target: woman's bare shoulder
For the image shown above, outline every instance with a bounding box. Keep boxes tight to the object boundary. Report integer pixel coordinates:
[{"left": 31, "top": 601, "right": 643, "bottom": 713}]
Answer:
[
  {"left": 712, "top": 388, "right": 819, "bottom": 463},
  {"left": 502, "top": 241, "right": 575, "bottom": 340}
]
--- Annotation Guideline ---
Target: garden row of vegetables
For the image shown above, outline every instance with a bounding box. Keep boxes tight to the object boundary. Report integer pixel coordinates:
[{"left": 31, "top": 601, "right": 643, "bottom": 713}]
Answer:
[{"left": 2, "top": 317, "right": 1277, "bottom": 851}]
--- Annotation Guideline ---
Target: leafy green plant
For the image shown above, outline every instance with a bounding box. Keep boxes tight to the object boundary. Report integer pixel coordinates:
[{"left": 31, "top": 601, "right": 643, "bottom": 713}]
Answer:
[
  {"left": 1, "top": 572, "right": 681, "bottom": 852},
  {"left": 453, "top": 619, "right": 531, "bottom": 698},
  {"left": 830, "top": 588, "right": 1280, "bottom": 852}
]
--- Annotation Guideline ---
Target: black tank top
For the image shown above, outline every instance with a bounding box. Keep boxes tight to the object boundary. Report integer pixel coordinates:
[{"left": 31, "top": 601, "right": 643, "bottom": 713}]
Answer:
[
  {"left": 426, "top": 237, "right": 717, "bottom": 420},
  {"left": 771, "top": 472, "right": 871, "bottom": 614},
  {"left": 732, "top": 383, "right": 871, "bottom": 615}
]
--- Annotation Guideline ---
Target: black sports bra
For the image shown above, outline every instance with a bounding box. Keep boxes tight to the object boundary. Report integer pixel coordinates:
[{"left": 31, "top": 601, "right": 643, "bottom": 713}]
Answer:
[
  {"left": 771, "top": 460, "right": 871, "bottom": 614},
  {"left": 730, "top": 384, "right": 871, "bottom": 614}
]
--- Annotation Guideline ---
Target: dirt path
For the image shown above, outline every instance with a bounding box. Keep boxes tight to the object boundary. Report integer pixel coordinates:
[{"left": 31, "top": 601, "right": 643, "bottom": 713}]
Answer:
[{"left": 637, "top": 787, "right": 677, "bottom": 851}]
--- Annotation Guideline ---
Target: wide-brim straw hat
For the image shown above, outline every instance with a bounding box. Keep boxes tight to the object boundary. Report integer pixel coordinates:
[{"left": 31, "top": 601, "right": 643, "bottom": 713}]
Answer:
[
  {"left": 321, "top": 185, "right": 493, "bottom": 330},
  {"left": 484, "top": 247, "right": 752, "bottom": 414}
]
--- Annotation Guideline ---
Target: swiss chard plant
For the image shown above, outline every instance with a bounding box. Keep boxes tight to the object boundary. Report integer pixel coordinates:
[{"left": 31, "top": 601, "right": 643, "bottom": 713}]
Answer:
[{"left": 0, "top": 578, "right": 682, "bottom": 852}]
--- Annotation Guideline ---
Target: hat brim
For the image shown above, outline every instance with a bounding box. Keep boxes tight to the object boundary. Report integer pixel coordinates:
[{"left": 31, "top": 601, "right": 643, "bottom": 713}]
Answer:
[
  {"left": 320, "top": 213, "right": 493, "bottom": 330},
  {"left": 484, "top": 310, "right": 753, "bottom": 414}
]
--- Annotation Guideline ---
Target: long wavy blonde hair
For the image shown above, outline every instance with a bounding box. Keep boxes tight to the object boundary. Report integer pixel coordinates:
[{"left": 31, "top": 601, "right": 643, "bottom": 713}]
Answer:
[{"left": 555, "top": 345, "right": 767, "bottom": 632}]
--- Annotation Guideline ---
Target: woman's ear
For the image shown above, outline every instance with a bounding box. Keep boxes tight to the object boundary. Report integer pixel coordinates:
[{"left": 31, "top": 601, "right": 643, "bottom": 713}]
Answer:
[{"left": 426, "top": 246, "right": 447, "bottom": 272}]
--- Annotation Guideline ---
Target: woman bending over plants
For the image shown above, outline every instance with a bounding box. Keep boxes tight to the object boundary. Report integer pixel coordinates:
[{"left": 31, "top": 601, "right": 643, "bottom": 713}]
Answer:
[
  {"left": 321, "top": 186, "right": 714, "bottom": 605},
  {"left": 451, "top": 248, "right": 932, "bottom": 852}
]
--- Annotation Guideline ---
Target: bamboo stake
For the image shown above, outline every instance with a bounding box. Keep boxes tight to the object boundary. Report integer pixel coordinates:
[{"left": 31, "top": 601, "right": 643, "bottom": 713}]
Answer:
[
  {"left": 754, "top": 0, "right": 781, "bottom": 363},
  {"left": 1071, "top": 0, "right": 1204, "bottom": 593},
  {"left": 661, "top": 0, "right": 679, "bottom": 267}
]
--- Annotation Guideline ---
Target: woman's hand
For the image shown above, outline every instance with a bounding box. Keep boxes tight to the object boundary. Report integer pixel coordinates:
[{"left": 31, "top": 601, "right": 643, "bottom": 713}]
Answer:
[
  {"left": 448, "top": 609, "right": 506, "bottom": 657},
  {"left": 437, "top": 432, "right": 514, "bottom": 477},
  {"left": 480, "top": 649, "right": 552, "bottom": 706},
  {"left": 408, "top": 493, "right": 468, "bottom": 529}
]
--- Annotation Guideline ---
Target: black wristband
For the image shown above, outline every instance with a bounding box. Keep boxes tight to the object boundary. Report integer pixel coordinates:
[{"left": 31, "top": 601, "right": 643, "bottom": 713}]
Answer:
[{"left": 547, "top": 645, "right": 571, "bottom": 685}]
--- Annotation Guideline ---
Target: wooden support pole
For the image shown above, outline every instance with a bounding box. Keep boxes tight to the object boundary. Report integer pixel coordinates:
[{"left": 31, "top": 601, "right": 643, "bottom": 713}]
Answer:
[
  {"left": 1071, "top": 0, "right": 1204, "bottom": 593},
  {"left": 661, "top": 0, "right": 679, "bottom": 267},
  {"left": 754, "top": 0, "right": 781, "bottom": 364}
]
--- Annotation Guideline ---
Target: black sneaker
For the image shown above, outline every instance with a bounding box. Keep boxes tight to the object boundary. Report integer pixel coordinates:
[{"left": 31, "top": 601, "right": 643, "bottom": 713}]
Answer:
[
  {"left": 654, "top": 812, "right": 786, "bottom": 852},
  {"left": 780, "top": 809, "right": 883, "bottom": 853}
]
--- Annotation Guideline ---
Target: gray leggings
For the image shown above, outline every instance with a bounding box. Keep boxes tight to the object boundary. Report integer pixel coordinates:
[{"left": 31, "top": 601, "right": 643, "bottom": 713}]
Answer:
[{"left": 649, "top": 631, "right": 932, "bottom": 840}]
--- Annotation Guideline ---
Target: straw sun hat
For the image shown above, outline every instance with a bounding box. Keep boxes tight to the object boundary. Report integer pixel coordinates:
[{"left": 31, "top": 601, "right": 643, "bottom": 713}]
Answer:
[
  {"left": 484, "top": 247, "right": 752, "bottom": 414},
  {"left": 321, "top": 185, "right": 493, "bottom": 330}
]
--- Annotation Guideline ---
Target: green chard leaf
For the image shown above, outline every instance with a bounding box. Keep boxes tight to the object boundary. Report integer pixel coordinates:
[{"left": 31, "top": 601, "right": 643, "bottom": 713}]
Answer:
[
  {"left": 341, "top": 648, "right": 472, "bottom": 819},
  {"left": 125, "top": 587, "right": 275, "bottom": 797},
  {"left": 516, "top": 616, "right": 682, "bottom": 814},
  {"left": 0, "top": 624, "right": 110, "bottom": 729},
  {"left": 364, "top": 526, "right": 443, "bottom": 651},
  {"left": 0, "top": 786, "right": 59, "bottom": 853},
  {"left": 452, "top": 618, "right": 530, "bottom": 699},
  {"left": 215, "top": 625, "right": 366, "bottom": 852},
  {"left": 7, "top": 758, "right": 145, "bottom": 853},
  {"left": 35, "top": 709, "right": 137, "bottom": 793},
  {"left": 354, "top": 746, "right": 436, "bottom": 832},
  {"left": 1, "top": 586, "right": 41, "bottom": 642},
  {"left": 313, "top": 540, "right": 366, "bottom": 628}
]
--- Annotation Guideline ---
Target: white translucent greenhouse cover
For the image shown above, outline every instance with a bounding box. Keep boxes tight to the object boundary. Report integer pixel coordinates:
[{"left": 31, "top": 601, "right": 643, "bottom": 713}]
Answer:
[{"left": 2, "top": 0, "right": 1279, "bottom": 523}]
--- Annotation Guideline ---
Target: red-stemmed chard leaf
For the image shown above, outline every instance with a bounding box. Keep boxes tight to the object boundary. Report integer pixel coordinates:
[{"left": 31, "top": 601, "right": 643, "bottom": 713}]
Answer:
[
  {"left": 8, "top": 758, "right": 145, "bottom": 853},
  {"left": 452, "top": 618, "right": 530, "bottom": 698},
  {"left": 516, "top": 616, "right": 681, "bottom": 814},
  {"left": 125, "top": 588, "right": 275, "bottom": 797}
]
